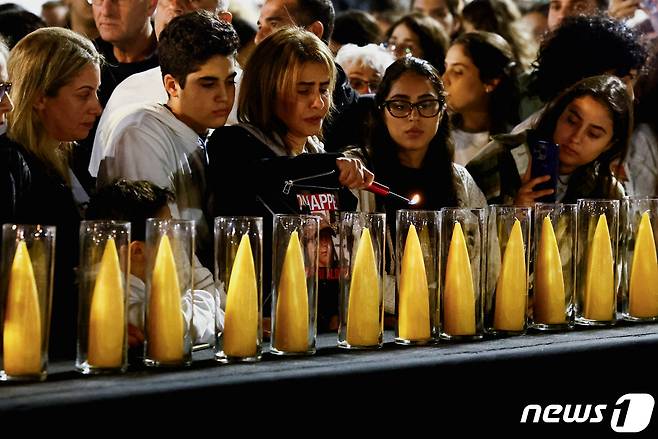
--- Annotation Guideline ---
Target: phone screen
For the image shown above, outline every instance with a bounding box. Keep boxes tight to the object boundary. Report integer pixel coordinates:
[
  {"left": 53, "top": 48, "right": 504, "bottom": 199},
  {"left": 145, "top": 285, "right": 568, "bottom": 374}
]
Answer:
[{"left": 530, "top": 139, "right": 559, "bottom": 203}]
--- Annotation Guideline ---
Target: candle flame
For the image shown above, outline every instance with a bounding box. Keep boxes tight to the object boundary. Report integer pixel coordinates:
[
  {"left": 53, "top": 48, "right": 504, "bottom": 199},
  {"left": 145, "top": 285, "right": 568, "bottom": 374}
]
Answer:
[{"left": 410, "top": 194, "right": 420, "bottom": 205}]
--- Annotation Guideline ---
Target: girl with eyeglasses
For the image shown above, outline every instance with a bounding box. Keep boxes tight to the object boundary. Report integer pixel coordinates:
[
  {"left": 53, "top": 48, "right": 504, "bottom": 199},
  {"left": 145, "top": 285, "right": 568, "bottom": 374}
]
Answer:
[
  {"left": 360, "top": 56, "right": 485, "bottom": 326},
  {"left": 0, "top": 28, "right": 103, "bottom": 359},
  {"left": 384, "top": 12, "right": 449, "bottom": 75},
  {"left": 363, "top": 56, "right": 486, "bottom": 226}
]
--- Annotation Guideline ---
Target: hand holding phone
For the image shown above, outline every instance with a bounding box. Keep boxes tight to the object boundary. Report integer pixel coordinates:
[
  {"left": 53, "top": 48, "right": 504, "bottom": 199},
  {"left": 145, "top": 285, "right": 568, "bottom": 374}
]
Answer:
[{"left": 529, "top": 138, "right": 560, "bottom": 203}]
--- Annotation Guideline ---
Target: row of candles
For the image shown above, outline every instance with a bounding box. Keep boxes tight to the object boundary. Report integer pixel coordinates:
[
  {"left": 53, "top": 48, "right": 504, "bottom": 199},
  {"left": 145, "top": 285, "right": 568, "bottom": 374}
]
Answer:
[{"left": 1, "top": 197, "right": 658, "bottom": 381}]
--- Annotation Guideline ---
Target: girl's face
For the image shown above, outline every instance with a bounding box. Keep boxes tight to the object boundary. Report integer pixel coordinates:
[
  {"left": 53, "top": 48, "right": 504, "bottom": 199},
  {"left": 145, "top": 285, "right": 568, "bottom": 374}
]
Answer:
[
  {"left": 554, "top": 95, "right": 614, "bottom": 174},
  {"left": 442, "top": 44, "right": 489, "bottom": 115},
  {"left": 34, "top": 63, "right": 102, "bottom": 141},
  {"left": 275, "top": 62, "right": 331, "bottom": 146},
  {"left": 388, "top": 24, "right": 424, "bottom": 60},
  {"left": 382, "top": 71, "right": 442, "bottom": 156}
]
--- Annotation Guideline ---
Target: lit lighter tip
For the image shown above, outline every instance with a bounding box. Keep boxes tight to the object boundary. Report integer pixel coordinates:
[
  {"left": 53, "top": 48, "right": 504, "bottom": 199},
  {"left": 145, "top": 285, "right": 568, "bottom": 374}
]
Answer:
[{"left": 410, "top": 194, "right": 420, "bottom": 205}]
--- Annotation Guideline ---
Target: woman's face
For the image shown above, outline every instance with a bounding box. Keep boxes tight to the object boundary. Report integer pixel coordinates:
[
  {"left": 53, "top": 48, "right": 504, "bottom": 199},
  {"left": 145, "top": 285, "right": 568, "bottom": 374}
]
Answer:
[
  {"left": 388, "top": 24, "right": 424, "bottom": 60},
  {"left": 275, "top": 62, "right": 331, "bottom": 144},
  {"left": 383, "top": 71, "right": 442, "bottom": 155},
  {"left": 442, "top": 44, "right": 489, "bottom": 115},
  {"left": 35, "top": 63, "right": 102, "bottom": 142},
  {"left": 343, "top": 61, "right": 382, "bottom": 95},
  {"left": 554, "top": 95, "right": 614, "bottom": 174}
]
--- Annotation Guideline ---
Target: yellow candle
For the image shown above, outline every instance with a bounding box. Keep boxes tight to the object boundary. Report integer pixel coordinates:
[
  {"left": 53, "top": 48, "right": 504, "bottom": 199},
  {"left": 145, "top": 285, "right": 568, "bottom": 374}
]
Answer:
[
  {"left": 584, "top": 214, "right": 615, "bottom": 321},
  {"left": 273, "top": 230, "right": 308, "bottom": 353},
  {"left": 629, "top": 211, "right": 658, "bottom": 318},
  {"left": 88, "top": 237, "right": 125, "bottom": 368},
  {"left": 223, "top": 234, "right": 259, "bottom": 357},
  {"left": 147, "top": 235, "right": 184, "bottom": 363},
  {"left": 534, "top": 216, "right": 567, "bottom": 324},
  {"left": 443, "top": 222, "right": 476, "bottom": 335},
  {"left": 398, "top": 224, "right": 430, "bottom": 341},
  {"left": 346, "top": 228, "right": 381, "bottom": 346},
  {"left": 3, "top": 241, "right": 42, "bottom": 376},
  {"left": 494, "top": 219, "right": 527, "bottom": 331}
]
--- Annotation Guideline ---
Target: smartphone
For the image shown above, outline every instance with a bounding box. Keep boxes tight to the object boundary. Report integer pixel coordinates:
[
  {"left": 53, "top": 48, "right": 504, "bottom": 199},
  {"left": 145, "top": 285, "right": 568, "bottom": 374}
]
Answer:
[{"left": 529, "top": 138, "right": 559, "bottom": 203}]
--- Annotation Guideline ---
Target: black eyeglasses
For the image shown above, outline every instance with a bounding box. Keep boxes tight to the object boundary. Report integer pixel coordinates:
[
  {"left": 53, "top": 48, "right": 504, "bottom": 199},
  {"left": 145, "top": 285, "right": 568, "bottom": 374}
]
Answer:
[
  {"left": 381, "top": 99, "right": 442, "bottom": 118},
  {"left": 0, "top": 82, "right": 11, "bottom": 101}
]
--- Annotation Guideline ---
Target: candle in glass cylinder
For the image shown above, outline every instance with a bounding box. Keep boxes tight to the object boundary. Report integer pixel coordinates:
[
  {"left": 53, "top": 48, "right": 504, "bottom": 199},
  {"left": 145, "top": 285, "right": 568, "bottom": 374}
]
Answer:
[
  {"left": 584, "top": 214, "right": 615, "bottom": 321},
  {"left": 148, "top": 235, "right": 184, "bottom": 363},
  {"left": 88, "top": 237, "right": 125, "bottom": 368},
  {"left": 443, "top": 222, "right": 476, "bottom": 335},
  {"left": 494, "top": 219, "right": 527, "bottom": 331},
  {"left": 629, "top": 211, "right": 658, "bottom": 318},
  {"left": 3, "top": 241, "right": 42, "bottom": 376},
  {"left": 398, "top": 224, "right": 430, "bottom": 341},
  {"left": 346, "top": 228, "right": 380, "bottom": 346},
  {"left": 273, "top": 230, "right": 308, "bottom": 353},
  {"left": 223, "top": 234, "right": 258, "bottom": 357},
  {"left": 534, "top": 216, "right": 567, "bottom": 324}
]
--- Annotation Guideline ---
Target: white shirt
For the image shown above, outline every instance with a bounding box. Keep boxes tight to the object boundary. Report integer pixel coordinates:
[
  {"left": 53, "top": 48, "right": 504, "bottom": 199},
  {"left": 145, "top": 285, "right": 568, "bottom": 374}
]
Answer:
[
  {"left": 451, "top": 128, "right": 491, "bottom": 166},
  {"left": 89, "top": 65, "right": 241, "bottom": 177},
  {"left": 97, "top": 103, "right": 211, "bottom": 256},
  {"left": 128, "top": 267, "right": 224, "bottom": 346}
]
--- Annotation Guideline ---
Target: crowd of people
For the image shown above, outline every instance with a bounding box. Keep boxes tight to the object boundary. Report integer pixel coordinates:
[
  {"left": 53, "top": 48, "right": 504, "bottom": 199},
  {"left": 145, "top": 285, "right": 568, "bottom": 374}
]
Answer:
[{"left": 1, "top": 0, "right": 657, "bottom": 359}]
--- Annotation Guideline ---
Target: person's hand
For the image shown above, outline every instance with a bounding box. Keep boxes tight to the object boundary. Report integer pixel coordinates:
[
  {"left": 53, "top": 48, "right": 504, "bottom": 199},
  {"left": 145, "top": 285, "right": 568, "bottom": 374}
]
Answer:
[
  {"left": 128, "top": 324, "right": 144, "bottom": 348},
  {"left": 335, "top": 157, "right": 375, "bottom": 189},
  {"left": 609, "top": 0, "right": 642, "bottom": 19},
  {"left": 514, "top": 162, "right": 554, "bottom": 207}
]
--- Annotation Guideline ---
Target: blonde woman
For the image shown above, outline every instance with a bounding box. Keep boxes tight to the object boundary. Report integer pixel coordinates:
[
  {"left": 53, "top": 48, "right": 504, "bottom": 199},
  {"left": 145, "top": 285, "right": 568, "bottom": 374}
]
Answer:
[
  {"left": 207, "top": 27, "right": 374, "bottom": 332},
  {"left": 2, "top": 27, "right": 102, "bottom": 359}
]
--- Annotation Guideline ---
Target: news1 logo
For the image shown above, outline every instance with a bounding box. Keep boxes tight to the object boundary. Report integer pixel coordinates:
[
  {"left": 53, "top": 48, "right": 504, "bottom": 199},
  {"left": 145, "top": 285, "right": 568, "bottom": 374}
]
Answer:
[{"left": 520, "top": 393, "right": 655, "bottom": 432}]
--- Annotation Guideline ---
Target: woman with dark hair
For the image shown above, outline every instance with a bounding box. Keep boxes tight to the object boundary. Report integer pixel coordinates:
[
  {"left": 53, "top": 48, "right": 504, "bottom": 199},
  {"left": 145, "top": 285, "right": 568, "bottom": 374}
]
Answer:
[
  {"left": 364, "top": 56, "right": 486, "bottom": 227},
  {"left": 461, "top": 0, "right": 537, "bottom": 73},
  {"left": 362, "top": 56, "right": 485, "bottom": 322},
  {"left": 443, "top": 31, "right": 520, "bottom": 165},
  {"left": 467, "top": 75, "right": 632, "bottom": 206},
  {"left": 385, "top": 12, "right": 449, "bottom": 74}
]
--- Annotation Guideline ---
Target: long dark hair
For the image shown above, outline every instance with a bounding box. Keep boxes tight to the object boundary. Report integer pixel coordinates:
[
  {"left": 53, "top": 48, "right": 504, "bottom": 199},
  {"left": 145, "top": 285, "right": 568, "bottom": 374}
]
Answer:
[
  {"left": 371, "top": 56, "right": 458, "bottom": 208},
  {"left": 450, "top": 31, "right": 520, "bottom": 134},
  {"left": 534, "top": 75, "right": 632, "bottom": 198},
  {"left": 385, "top": 12, "right": 449, "bottom": 74},
  {"left": 461, "top": 0, "right": 536, "bottom": 72}
]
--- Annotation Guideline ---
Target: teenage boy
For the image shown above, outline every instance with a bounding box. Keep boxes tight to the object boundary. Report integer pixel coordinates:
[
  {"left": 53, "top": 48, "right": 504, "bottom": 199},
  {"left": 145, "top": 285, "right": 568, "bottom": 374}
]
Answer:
[{"left": 97, "top": 10, "right": 240, "bottom": 264}]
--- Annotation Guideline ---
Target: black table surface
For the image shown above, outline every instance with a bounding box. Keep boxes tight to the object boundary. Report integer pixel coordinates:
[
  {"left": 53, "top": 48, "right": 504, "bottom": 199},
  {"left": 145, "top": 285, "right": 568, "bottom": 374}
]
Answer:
[{"left": 2, "top": 323, "right": 658, "bottom": 433}]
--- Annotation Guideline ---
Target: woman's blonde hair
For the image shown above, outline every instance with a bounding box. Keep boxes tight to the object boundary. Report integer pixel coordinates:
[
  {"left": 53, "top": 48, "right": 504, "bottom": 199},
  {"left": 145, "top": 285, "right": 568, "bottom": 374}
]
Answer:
[
  {"left": 7, "top": 27, "right": 102, "bottom": 184},
  {"left": 238, "top": 26, "right": 336, "bottom": 140}
]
